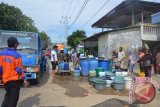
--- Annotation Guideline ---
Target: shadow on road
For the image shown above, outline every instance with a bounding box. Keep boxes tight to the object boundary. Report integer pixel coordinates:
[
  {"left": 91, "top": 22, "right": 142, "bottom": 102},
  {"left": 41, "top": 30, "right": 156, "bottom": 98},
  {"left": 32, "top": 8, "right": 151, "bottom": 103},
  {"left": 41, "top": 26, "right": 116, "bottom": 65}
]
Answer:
[
  {"left": 26, "top": 62, "right": 51, "bottom": 88},
  {"left": 91, "top": 98, "right": 139, "bottom": 107},
  {"left": 18, "top": 93, "right": 40, "bottom": 107}
]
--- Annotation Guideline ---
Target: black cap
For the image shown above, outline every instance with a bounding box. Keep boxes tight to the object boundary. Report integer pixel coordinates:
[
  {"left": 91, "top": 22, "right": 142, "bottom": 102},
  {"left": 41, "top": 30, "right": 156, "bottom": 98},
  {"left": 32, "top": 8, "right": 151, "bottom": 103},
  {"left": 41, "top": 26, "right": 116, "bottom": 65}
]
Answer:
[{"left": 7, "top": 37, "right": 19, "bottom": 47}]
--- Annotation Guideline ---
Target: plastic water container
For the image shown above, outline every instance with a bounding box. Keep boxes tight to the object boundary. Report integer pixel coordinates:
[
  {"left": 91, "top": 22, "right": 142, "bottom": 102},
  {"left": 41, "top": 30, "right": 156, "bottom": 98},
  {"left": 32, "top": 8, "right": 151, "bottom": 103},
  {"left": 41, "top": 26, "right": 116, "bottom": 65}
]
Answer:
[
  {"left": 113, "top": 82, "right": 125, "bottom": 90},
  {"left": 88, "top": 59, "right": 98, "bottom": 71},
  {"left": 80, "top": 60, "right": 89, "bottom": 76},
  {"left": 99, "top": 72, "right": 105, "bottom": 77},
  {"left": 73, "top": 70, "right": 80, "bottom": 77},
  {"left": 124, "top": 77, "right": 132, "bottom": 90},
  {"left": 98, "top": 60, "right": 110, "bottom": 71},
  {"left": 106, "top": 80, "right": 113, "bottom": 87},
  {"left": 64, "top": 62, "right": 69, "bottom": 70},
  {"left": 59, "top": 62, "right": 64, "bottom": 70},
  {"left": 94, "top": 80, "right": 106, "bottom": 91},
  {"left": 113, "top": 76, "right": 125, "bottom": 90},
  {"left": 95, "top": 67, "right": 104, "bottom": 76},
  {"left": 64, "top": 48, "right": 68, "bottom": 54}
]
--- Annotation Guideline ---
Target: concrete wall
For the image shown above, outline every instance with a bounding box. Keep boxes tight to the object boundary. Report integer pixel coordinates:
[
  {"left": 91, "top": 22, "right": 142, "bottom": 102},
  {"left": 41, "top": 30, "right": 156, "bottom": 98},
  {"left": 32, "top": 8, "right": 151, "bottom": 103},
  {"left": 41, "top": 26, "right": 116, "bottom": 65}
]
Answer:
[
  {"left": 98, "top": 27, "right": 142, "bottom": 59},
  {"left": 98, "top": 33, "right": 109, "bottom": 59}
]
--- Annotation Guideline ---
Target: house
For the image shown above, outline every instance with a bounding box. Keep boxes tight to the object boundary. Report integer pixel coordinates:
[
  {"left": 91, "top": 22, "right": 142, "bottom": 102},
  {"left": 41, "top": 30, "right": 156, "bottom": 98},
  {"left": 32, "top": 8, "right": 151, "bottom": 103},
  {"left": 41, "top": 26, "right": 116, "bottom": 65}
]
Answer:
[
  {"left": 152, "top": 12, "right": 160, "bottom": 24},
  {"left": 82, "top": 0, "right": 160, "bottom": 59}
]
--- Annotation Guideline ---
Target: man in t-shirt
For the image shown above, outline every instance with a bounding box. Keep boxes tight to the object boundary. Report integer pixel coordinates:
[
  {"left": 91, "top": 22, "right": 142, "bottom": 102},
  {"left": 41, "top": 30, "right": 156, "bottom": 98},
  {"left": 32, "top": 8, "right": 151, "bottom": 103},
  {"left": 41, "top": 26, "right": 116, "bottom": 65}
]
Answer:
[{"left": 50, "top": 45, "right": 58, "bottom": 77}]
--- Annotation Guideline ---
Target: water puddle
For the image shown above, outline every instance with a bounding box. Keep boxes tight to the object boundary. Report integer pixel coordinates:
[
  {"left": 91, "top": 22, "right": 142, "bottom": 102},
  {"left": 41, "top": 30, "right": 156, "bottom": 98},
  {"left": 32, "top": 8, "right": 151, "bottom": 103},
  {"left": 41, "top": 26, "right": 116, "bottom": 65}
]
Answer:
[
  {"left": 52, "top": 76, "right": 89, "bottom": 97},
  {"left": 97, "top": 87, "right": 129, "bottom": 96}
]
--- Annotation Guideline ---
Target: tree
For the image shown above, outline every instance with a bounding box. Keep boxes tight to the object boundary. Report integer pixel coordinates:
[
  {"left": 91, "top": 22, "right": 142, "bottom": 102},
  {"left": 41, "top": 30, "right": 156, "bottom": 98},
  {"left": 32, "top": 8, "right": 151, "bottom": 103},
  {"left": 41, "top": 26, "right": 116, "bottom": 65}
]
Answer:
[
  {"left": 39, "top": 31, "right": 52, "bottom": 49},
  {"left": 67, "top": 30, "right": 87, "bottom": 49},
  {"left": 0, "top": 3, "right": 38, "bottom": 32},
  {"left": 0, "top": 3, "right": 52, "bottom": 49}
]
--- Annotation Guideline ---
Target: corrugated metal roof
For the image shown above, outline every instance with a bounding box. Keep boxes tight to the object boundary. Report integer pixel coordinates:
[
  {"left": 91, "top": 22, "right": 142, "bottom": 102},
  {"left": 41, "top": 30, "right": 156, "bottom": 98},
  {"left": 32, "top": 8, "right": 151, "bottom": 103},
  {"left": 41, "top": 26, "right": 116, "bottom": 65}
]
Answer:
[{"left": 92, "top": 0, "right": 160, "bottom": 28}]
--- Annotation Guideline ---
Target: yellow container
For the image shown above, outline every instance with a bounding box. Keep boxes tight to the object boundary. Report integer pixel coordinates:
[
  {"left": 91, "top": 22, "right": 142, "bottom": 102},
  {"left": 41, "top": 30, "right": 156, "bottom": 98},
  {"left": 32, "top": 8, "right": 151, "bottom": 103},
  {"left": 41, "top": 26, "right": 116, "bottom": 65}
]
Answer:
[{"left": 138, "top": 72, "right": 145, "bottom": 77}]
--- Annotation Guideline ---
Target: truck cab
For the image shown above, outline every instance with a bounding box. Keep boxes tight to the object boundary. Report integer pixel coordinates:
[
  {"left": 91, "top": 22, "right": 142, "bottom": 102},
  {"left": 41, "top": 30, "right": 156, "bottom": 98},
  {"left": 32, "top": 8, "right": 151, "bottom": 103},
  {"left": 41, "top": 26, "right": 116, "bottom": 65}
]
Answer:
[{"left": 0, "top": 30, "right": 46, "bottom": 82}]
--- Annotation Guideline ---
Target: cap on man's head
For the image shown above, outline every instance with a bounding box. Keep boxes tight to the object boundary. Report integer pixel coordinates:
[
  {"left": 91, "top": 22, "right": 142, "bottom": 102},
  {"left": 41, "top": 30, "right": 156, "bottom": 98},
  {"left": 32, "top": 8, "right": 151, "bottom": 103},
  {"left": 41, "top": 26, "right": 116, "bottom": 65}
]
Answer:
[{"left": 7, "top": 37, "right": 19, "bottom": 47}]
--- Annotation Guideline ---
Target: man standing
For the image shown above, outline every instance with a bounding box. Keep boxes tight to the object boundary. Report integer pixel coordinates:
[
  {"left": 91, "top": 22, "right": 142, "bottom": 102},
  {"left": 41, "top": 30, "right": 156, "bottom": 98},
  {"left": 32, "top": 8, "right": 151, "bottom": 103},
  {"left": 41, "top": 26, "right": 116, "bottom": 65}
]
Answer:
[
  {"left": 0, "top": 37, "right": 29, "bottom": 107},
  {"left": 118, "top": 47, "right": 125, "bottom": 70},
  {"left": 51, "top": 45, "right": 58, "bottom": 77}
]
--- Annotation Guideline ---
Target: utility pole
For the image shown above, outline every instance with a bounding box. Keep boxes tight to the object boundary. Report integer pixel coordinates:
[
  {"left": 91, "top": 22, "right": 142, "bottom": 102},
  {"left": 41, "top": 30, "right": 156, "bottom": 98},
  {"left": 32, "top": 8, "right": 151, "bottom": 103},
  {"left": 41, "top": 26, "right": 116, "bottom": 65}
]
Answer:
[{"left": 60, "top": 16, "right": 70, "bottom": 42}]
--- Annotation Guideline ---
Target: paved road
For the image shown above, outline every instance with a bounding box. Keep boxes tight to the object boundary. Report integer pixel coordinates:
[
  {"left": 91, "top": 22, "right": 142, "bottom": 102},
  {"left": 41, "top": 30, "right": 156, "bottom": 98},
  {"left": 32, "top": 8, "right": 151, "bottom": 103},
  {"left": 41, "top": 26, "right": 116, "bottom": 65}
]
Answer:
[{"left": 0, "top": 59, "right": 160, "bottom": 107}]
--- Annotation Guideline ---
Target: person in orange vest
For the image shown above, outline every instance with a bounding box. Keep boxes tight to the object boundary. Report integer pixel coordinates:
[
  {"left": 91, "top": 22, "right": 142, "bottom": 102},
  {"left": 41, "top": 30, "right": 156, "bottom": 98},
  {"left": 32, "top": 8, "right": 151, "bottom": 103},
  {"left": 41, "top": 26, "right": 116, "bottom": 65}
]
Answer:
[{"left": 0, "top": 37, "right": 29, "bottom": 107}]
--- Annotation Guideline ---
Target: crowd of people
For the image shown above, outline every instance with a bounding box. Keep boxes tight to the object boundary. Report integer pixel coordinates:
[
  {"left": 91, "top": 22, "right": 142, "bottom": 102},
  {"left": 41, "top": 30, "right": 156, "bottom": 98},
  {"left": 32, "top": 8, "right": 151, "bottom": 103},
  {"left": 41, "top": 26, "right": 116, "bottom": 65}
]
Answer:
[
  {"left": 111, "top": 47, "right": 160, "bottom": 78},
  {"left": 49, "top": 45, "right": 160, "bottom": 78},
  {"left": 49, "top": 45, "right": 81, "bottom": 77}
]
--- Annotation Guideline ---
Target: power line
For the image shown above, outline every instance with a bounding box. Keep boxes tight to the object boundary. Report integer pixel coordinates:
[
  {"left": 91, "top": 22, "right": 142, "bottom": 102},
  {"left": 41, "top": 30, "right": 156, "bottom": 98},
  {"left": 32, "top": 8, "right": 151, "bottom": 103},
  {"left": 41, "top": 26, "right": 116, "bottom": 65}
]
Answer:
[
  {"left": 61, "top": 0, "right": 68, "bottom": 17},
  {"left": 81, "top": 0, "right": 110, "bottom": 29},
  {"left": 69, "top": 0, "right": 80, "bottom": 18},
  {"left": 66, "top": 0, "right": 74, "bottom": 17},
  {"left": 69, "top": 0, "right": 90, "bottom": 29}
]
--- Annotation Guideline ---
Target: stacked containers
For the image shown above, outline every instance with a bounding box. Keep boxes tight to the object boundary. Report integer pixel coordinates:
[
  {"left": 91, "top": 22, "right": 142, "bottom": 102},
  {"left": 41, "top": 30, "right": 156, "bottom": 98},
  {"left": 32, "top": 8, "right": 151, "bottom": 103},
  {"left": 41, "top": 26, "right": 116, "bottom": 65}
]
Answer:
[{"left": 81, "top": 59, "right": 111, "bottom": 77}]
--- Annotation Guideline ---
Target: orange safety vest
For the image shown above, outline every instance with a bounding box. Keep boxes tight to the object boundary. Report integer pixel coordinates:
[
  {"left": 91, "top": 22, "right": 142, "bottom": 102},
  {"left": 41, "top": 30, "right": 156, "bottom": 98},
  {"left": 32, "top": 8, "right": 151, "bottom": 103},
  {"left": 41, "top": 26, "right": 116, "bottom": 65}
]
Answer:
[{"left": 0, "top": 48, "right": 24, "bottom": 84}]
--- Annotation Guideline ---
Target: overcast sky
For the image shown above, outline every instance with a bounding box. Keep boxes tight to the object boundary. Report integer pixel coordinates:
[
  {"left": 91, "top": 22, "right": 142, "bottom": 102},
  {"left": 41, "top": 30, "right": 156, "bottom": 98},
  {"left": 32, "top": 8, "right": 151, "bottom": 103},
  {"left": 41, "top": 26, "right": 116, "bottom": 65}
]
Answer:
[{"left": 1, "top": 0, "right": 159, "bottom": 43}]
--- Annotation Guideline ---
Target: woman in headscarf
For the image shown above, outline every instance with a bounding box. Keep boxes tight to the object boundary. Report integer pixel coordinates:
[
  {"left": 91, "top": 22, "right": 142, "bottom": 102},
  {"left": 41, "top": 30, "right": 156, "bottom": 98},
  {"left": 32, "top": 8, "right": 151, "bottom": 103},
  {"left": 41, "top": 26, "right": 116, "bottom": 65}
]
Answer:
[{"left": 128, "top": 50, "right": 137, "bottom": 77}]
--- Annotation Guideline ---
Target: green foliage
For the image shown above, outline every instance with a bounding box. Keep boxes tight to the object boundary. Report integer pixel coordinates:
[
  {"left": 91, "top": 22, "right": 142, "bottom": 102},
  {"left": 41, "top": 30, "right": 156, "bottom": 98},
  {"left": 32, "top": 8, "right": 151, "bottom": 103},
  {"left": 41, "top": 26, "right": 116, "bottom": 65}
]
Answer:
[
  {"left": 0, "top": 3, "right": 53, "bottom": 49},
  {"left": 0, "top": 2, "right": 38, "bottom": 32},
  {"left": 39, "top": 31, "right": 52, "bottom": 49},
  {"left": 39, "top": 31, "right": 48, "bottom": 40},
  {"left": 67, "top": 30, "right": 87, "bottom": 48}
]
